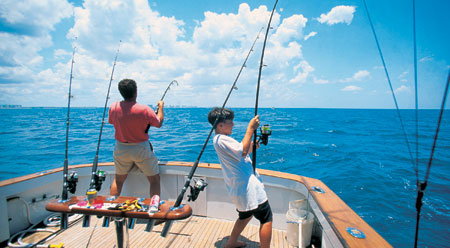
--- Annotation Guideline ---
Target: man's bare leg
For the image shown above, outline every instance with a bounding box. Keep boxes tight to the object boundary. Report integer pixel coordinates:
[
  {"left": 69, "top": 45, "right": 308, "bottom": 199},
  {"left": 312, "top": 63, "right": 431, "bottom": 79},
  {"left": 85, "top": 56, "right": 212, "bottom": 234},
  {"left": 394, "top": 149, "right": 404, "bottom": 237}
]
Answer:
[
  {"left": 147, "top": 174, "right": 160, "bottom": 197},
  {"left": 110, "top": 174, "right": 128, "bottom": 196},
  {"left": 259, "top": 221, "right": 272, "bottom": 248}
]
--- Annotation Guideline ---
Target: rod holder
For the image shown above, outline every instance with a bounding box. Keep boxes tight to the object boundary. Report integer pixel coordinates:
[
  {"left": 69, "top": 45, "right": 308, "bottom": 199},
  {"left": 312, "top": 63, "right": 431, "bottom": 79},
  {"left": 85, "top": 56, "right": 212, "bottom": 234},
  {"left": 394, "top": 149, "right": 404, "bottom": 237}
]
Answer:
[
  {"left": 144, "top": 219, "right": 155, "bottom": 232},
  {"left": 82, "top": 215, "right": 90, "bottom": 227},
  {"left": 160, "top": 220, "right": 173, "bottom": 237},
  {"left": 102, "top": 216, "right": 110, "bottom": 227}
]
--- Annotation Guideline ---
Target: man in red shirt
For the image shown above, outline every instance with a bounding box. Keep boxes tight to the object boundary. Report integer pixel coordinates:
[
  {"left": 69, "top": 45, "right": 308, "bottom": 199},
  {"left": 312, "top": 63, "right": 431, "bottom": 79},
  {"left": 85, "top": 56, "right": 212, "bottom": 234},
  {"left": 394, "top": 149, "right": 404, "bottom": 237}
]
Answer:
[{"left": 108, "top": 79, "right": 164, "bottom": 198}]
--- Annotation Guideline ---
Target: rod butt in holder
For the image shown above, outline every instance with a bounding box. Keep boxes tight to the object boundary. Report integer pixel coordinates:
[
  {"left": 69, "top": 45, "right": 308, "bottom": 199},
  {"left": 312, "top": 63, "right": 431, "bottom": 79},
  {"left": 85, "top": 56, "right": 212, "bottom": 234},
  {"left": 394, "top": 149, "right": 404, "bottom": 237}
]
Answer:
[
  {"left": 60, "top": 213, "right": 68, "bottom": 229},
  {"left": 127, "top": 218, "right": 136, "bottom": 229},
  {"left": 82, "top": 215, "right": 90, "bottom": 227},
  {"left": 160, "top": 220, "right": 173, "bottom": 237},
  {"left": 144, "top": 219, "right": 155, "bottom": 232},
  {"left": 113, "top": 217, "right": 129, "bottom": 248},
  {"left": 102, "top": 216, "right": 110, "bottom": 227}
]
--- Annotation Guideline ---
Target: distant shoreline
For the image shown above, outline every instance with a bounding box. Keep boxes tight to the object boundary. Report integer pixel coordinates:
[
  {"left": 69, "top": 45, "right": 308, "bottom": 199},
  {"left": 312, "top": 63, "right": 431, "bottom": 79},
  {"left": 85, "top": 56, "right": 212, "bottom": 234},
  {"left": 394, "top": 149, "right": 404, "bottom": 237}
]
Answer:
[
  {"left": 0, "top": 105, "right": 24, "bottom": 109},
  {"left": 0, "top": 105, "right": 445, "bottom": 110}
]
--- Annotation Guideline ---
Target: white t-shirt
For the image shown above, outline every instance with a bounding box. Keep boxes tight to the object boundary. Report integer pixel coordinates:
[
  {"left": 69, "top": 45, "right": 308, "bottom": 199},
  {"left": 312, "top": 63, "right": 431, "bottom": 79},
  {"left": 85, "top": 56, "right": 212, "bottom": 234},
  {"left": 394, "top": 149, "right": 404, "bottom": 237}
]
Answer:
[{"left": 213, "top": 134, "right": 268, "bottom": 211}]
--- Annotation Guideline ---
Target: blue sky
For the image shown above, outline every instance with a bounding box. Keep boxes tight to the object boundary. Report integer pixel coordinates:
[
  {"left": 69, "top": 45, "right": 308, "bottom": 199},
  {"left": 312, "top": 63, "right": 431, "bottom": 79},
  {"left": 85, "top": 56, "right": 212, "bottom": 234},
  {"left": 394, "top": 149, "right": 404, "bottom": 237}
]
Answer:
[{"left": 0, "top": 0, "right": 448, "bottom": 108}]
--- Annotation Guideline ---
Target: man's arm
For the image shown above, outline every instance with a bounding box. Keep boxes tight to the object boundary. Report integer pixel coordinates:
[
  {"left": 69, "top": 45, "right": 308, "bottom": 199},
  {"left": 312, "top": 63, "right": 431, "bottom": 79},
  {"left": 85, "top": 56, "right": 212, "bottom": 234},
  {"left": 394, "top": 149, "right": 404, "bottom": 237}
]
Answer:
[
  {"left": 155, "top": 100, "right": 164, "bottom": 128},
  {"left": 241, "top": 115, "right": 259, "bottom": 157}
]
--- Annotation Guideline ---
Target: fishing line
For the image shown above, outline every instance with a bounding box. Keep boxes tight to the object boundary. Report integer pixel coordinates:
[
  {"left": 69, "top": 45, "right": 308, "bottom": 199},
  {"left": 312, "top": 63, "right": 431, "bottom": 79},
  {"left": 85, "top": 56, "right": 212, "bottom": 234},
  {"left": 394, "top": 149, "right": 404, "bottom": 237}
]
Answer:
[
  {"left": 88, "top": 41, "right": 121, "bottom": 192},
  {"left": 160, "top": 26, "right": 264, "bottom": 237},
  {"left": 362, "top": 0, "right": 416, "bottom": 175},
  {"left": 414, "top": 70, "right": 450, "bottom": 248},
  {"left": 145, "top": 79, "right": 178, "bottom": 133},
  {"left": 364, "top": 1, "right": 449, "bottom": 246},
  {"left": 252, "top": 0, "right": 278, "bottom": 172},
  {"left": 412, "top": 0, "right": 419, "bottom": 183},
  {"left": 423, "top": 71, "right": 449, "bottom": 186},
  {"left": 60, "top": 39, "right": 77, "bottom": 229}
]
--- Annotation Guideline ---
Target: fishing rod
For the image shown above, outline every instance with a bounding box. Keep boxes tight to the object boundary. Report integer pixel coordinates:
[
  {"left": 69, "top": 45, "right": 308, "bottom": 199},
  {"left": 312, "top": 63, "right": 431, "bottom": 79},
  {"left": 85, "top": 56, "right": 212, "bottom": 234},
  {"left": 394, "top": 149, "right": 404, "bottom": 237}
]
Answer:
[
  {"left": 60, "top": 41, "right": 78, "bottom": 230},
  {"left": 145, "top": 80, "right": 178, "bottom": 133},
  {"left": 159, "top": 26, "right": 264, "bottom": 237},
  {"left": 252, "top": 0, "right": 278, "bottom": 172},
  {"left": 414, "top": 70, "right": 450, "bottom": 248},
  {"left": 87, "top": 41, "right": 121, "bottom": 193},
  {"left": 157, "top": 80, "right": 178, "bottom": 114}
]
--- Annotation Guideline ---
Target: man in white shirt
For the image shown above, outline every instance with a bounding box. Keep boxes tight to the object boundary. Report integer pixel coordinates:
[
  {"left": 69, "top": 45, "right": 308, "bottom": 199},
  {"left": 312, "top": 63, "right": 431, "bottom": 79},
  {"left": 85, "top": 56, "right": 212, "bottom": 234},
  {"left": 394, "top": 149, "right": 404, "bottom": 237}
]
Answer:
[{"left": 208, "top": 107, "right": 272, "bottom": 248}]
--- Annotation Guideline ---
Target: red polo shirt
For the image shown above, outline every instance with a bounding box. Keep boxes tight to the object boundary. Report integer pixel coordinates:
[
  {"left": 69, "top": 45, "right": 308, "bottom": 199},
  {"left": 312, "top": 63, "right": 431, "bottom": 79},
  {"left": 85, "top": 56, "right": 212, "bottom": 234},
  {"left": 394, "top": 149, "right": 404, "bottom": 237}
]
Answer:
[{"left": 108, "top": 101, "right": 160, "bottom": 143}]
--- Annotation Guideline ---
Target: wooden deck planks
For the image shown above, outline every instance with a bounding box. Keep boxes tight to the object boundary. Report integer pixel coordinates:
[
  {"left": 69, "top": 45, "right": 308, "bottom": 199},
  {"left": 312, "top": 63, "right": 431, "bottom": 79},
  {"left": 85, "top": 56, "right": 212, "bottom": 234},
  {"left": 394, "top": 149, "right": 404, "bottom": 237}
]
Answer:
[{"left": 8, "top": 215, "right": 291, "bottom": 248}]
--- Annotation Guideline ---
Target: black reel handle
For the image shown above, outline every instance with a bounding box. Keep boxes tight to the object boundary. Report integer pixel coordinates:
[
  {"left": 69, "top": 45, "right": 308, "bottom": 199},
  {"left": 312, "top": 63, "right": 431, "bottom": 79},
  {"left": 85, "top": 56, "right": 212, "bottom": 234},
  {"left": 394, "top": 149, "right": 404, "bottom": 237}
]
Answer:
[
  {"left": 67, "top": 171, "right": 78, "bottom": 194},
  {"left": 188, "top": 179, "right": 208, "bottom": 202},
  {"left": 93, "top": 170, "right": 106, "bottom": 191}
]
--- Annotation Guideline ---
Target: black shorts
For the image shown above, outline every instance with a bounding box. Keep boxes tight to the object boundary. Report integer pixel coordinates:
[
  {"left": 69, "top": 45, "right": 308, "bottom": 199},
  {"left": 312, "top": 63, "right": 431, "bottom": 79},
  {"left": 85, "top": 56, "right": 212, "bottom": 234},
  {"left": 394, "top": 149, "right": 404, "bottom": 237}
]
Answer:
[{"left": 237, "top": 201, "right": 273, "bottom": 224}]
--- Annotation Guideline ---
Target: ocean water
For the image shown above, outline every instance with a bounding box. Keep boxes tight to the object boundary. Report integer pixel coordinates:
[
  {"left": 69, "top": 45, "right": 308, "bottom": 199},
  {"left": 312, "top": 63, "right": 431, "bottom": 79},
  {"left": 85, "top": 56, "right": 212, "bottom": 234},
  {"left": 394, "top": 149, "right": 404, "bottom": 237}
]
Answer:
[{"left": 0, "top": 107, "right": 449, "bottom": 247}]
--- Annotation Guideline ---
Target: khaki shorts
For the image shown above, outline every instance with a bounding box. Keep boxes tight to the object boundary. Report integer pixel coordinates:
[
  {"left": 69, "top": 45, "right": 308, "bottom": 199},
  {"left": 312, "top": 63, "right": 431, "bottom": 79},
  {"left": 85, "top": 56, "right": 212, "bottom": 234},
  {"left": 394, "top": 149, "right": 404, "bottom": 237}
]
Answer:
[{"left": 113, "top": 141, "right": 159, "bottom": 176}]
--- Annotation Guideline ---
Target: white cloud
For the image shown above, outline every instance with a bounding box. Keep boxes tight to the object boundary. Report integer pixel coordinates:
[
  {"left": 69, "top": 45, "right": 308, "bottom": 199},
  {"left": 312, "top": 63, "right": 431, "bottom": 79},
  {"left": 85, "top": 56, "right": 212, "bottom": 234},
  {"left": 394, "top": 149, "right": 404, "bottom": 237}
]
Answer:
[
  {"left": 314, "top": 77, "right": 329, "bottom": 84},
  {"left": 304, "top": 31, "right": 317, "bottom": 40},
  {"left": 341, "top": 85, "right": 362, "bottom": 91},
  {"left": 0, "top": 1, "right": 314, "bottom": 107},
  {"left": 317, "top": 5, "right": 356, "bottom": 25},
  {"left": 193, "top": 3, "right": 276, "bottom": 52},
  {"left": 271, "top": 14, "right": 307, "bottom": 44},
  {"left": 0, "top": 0, "right": 73, "bottom": 32},
  {"left": 54, "top": 49, "right": 72, "bottom": 59},
  {"left": 68, "top": 0, "right": 185, "bottom": 59},
  {"left": 394, "top": 85, "right": 410, "bottom": 93},
  {"left": 354, "top": 70, "right": 370, "bottom": 80},
  {"left": 419, "top": 55, "right": 433, "bottom": 63},
  {"left": 0, "top": 0, "right": 73, "bottom": 84},
  {"left": 340, "top": 70, "right": 370, "bottom": 82},
  {"left": 399, "top": 71, "right": 408, "bottom": 83},
  {"left": 289, "top": 60, "right": 314, "bottom": 84}
]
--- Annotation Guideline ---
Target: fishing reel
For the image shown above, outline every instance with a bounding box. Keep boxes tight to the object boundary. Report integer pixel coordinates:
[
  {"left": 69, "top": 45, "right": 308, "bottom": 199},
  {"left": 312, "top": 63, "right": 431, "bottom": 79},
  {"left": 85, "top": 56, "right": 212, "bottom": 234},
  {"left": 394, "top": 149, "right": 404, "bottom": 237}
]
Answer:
[
  {"left": 257, "top": 124, "right": 272, "bottom": 146},
  {"left": 188, "top": 178, "right": 208, "bottom": 202},
  {"left": 67, "top": 171, "right": 78, "bottom": 194},
  {"left": 93, "top": 170, "right": 106, "bottom": 191}
]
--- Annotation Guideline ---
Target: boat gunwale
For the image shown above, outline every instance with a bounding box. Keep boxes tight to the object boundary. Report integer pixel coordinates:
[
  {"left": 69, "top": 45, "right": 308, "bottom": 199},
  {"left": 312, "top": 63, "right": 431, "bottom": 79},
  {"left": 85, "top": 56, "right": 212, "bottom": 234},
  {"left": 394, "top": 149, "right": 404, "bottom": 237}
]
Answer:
[{"left": 0, "top": 161, "right": 392, "bottom": 247}]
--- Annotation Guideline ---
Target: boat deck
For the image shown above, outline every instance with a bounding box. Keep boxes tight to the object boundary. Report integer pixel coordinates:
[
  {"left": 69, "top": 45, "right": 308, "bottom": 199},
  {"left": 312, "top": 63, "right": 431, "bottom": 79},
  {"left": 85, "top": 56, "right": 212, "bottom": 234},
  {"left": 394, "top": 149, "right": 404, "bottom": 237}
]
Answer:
[{"left": 9, "top": 215, "right": 295, "bottom": 248}]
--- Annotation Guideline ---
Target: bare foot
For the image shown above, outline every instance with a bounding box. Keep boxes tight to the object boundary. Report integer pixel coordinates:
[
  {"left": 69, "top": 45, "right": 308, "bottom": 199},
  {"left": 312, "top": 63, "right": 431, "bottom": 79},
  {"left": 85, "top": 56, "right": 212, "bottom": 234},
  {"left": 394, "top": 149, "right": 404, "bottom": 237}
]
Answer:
[{"left": 225, "top": 240, "right": 247, "bottom": 248}]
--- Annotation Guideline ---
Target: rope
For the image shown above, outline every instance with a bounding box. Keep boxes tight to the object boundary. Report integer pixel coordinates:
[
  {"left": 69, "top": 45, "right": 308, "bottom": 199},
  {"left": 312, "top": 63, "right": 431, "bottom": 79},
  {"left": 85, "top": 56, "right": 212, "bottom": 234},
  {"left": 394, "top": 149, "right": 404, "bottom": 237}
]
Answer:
[{"left": 7, "top": 212, "right": 82, "bottom": 248}]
